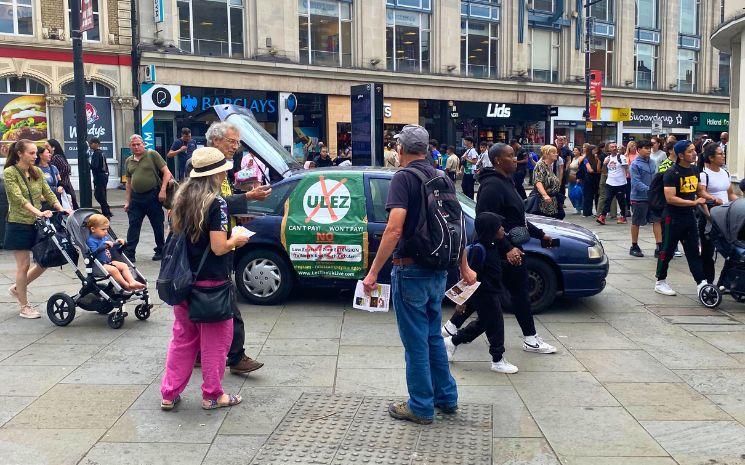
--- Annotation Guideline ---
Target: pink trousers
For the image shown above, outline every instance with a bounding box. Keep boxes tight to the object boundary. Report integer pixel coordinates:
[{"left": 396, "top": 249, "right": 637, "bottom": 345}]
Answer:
[{"left": 160, "top": 280, "right": 233, "bottom": 402}]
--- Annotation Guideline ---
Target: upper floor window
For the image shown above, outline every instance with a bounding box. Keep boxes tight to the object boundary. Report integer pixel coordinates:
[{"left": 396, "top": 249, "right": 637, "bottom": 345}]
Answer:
[
  {"left": 677, "top": 49, "right": 697, "bottom": 93},
  {"left": 590, "top": 38, "right": 613, "bottom": 85},
  {"left": 386, "top": 8, "right": 430, "bottom": 73},
  {"left": 589, "top": 0, "right": 613, "bottom": 22},
  {"left": 0, "top": 0, "right": 33, "bottom": 35},
  {"left": 679, "top": 0, "right": 699, "bottom": 35},
  {"left": 528, "top": 0, "right": 553, "bottom": 11},
  {"left": 68, "top": 0, "right": 99, "bottom": 42},
  {"left": 61, "top": 81, "right": 111, "bottom": 97},
  {"left": 719, "top": 52, "right": 730, "bottom": 96},
  {"left": 635, "top": 0, "right": 657, "bottom": 29},
  {"left": 461, "top": 20, "right": 498, "bottom": 78},
  {"left": 298, "top": 0, "right": 352, "bottom": 68},
  {"left": 178, "top": 0, "right": 244, "bottom": 58},
  {"left": 634, "top": 43, "right": 657, "bottom": 90},
  {"left": 386, "top": 0, "right": 430, "bottom": 9},
  {"left": 529, "top": 28, "right": 559, "bottom": 83},
  {"left": 0, "top": 76, "right": 45, "bottom": 94}
]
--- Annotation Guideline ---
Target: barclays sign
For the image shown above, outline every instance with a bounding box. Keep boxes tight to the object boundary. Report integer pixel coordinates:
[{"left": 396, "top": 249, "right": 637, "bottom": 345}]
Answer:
[{"left": 179, "top": 87, "right": 279, "bottom": 122}]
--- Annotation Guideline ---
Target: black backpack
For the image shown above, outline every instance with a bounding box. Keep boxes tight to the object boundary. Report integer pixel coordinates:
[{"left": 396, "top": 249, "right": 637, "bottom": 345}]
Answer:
[
  {"left": 648, "top": 165, "right": 680, "bottom": 211},
  {"left": 156, "top": 233, "right": 210, "bottom": 306},
  {"left": 401, "top": 166, "right": 465, "bottom": 270}
]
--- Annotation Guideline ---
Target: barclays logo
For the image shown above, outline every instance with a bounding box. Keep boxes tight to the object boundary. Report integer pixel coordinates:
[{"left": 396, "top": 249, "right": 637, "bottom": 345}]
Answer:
[{"left": 182, "top": 94, "right": 199, "bottom": 112}]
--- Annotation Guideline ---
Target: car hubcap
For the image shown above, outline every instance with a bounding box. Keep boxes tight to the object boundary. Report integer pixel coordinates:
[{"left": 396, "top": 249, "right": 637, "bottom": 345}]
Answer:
[
  {"left": 528, "top": 270, "right": 543, "bottom": 304},
  {"left": 244, "top": 258, "right": 281, "bottom": 298}
]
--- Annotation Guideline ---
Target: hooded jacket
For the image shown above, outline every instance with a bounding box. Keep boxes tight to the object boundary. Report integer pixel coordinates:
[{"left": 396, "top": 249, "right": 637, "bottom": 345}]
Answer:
[{"left": 471, "top": 212, "right": 505, "bottom": 293}]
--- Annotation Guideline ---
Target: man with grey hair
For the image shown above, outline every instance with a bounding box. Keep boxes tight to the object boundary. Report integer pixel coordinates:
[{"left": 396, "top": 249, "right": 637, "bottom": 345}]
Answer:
[
  {"left": 123, "top": 134, "right": 172, "bottom": 261},
  {"left": 363, "top": 124, "right": 476, "bottom": 425}
]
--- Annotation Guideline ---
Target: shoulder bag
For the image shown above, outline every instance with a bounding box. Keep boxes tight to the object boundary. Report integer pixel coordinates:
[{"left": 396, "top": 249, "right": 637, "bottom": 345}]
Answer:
[{"left": 147, "top": 150, "right": 179, "bottom": 209}]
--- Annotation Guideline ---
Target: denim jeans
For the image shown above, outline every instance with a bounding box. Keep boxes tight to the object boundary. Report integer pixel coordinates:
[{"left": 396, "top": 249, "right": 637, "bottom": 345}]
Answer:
[{"left": 391, "top": 264, "right": 458, "bottom": 419}]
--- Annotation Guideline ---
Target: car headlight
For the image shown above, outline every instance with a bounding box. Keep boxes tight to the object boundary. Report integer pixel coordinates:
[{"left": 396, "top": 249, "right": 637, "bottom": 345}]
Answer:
[{"left": 588, "top": 243, "right": 604, "bottom": 260}]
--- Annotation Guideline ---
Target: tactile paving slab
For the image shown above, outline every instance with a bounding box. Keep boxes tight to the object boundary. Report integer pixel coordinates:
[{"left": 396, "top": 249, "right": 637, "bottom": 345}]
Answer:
[{"left": 249, "top": 393, "right": 494, "bottom": 465}]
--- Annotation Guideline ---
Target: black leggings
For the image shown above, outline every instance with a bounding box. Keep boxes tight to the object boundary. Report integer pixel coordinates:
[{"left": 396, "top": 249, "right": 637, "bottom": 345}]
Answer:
[
  {"left": 451, "top": 290, "right": 505, "bottom": 362},
  {"left": 601, "top": 184, "right": 627, "bottom": 216},
  {"left": 697, "top": 213, "right": 716, "bottom": 284},
  {"left": 656, "top": 214, "right": 705, "bottom": 283}
]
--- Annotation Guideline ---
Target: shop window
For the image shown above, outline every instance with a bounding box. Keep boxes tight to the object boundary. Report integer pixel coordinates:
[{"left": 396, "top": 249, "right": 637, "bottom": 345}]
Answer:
[
  {"left": 677, "top": 49, "right": 697, "bottom": 93},
  {"left": 589, "top": 38, "right": 613, "bottom": 85},
  {"left": 635, "top": 0, "right": 657, "bottom": 29},
  {"left": 529, "top": 28, "right": 559, "bottom": 83},
  {"left": 719, "top": 52, "right": 730, "bottom": 96},
  {"left": 67, "top": 0, "right": 99, "bottom": 42},
  {"left": 634, "top": 43, "right": 657, "bottom": 90},
  {"left": 61, "top": 80, "right": 111, "bottom": 97},
  {"left": 0, "top": 0, "right": 32, "bottom": 35},
  {"left": 679, "top": 0, "right": 699, "bottom": 36},
  {"left": 386, "top": 8, "right": 430, "bottom": 73},
  {"left": 177, "top": 0, "right": 244, "bottom": 58},
  {"left": 528, "top": 0, "right": 553, "bottom": 11},
  {"left": 589, "top": 0, "right": 613, "bottom": 22},
  {"left": 0, "top": 76, "right": 45, "bottom": 94},
  {"left": 460, "top": 19, "right": 498, "bottom": 79},
  {"left": 298, "top": 0, "right": 352, "bottom": 68}
]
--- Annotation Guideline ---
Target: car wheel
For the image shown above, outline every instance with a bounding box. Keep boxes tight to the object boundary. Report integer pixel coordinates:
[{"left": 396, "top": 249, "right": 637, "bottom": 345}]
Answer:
[
  {"left": 525, "top": 257, "right": 558, "bottom": 314},
  {"left": 236, "top": 249, "right": 294, "bottom": 305}
]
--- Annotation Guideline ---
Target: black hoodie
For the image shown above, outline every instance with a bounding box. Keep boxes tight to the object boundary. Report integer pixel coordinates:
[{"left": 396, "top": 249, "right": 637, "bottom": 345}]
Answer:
[{"left": 471, "top": 212, "right": 505, "bottom": 293}]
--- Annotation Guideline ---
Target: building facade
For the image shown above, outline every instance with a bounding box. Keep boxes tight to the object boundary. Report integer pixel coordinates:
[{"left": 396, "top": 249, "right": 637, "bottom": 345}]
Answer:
[{"left": 0, "top": 0, "right": 138, "bottom": 186}]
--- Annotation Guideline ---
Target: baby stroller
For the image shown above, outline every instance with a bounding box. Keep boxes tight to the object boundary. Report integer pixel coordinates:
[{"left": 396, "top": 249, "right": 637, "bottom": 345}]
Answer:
[
  {"left": 698, "top": 198, "right": 745, "bottom": 309},
  {"left": 42, "top": 208, "right": 153, "bottom": 329}
]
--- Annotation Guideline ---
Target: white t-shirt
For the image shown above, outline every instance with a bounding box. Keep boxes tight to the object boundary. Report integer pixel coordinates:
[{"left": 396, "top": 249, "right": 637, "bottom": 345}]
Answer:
[
  {"left": 701, "top": 167, "right": 731, "bottom": 205},
  {"left": 605, "top": 154, "right": 628, "bottom": 186},
  {"left": 477, "top": 150, "right": 492, "bottom": 170},
  {"left": 650, "top": 150, "right": 666, "bottom": 170}
]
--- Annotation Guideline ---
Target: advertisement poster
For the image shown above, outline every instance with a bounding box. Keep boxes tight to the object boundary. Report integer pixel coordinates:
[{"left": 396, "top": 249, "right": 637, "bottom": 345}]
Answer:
[
  {"left": 589, "top": 70, "right": 602, "bottom": 121},
  {"left": 281, "top": 172, "right": 368, "bottom": 279},
  {"left": 293, "top": 126, "right": 320, "bottom": 162},
  {"left": 63, "top": 96, "right": 114, "bottom": 158},
  {"left": 0, "top": 94, "right": 48, "bottom": 145}
]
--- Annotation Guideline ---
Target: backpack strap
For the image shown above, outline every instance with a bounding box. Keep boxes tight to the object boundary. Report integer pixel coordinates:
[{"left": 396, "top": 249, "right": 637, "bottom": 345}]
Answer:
[{"left": 195, "top": 244, "right": 211, "bottom": 276}]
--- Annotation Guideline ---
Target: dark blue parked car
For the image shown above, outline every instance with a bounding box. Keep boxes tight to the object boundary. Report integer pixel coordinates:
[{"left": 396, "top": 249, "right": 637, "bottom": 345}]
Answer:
[{"left": 208, "top": 105, "right": 608, "bottom": 313}]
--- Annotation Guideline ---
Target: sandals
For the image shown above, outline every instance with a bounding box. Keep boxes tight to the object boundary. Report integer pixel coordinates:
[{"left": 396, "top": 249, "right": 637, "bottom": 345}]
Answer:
[
  {"left": 202, "top": 394, "right": 242, "bottom": 410},
  {"left": 160, "top": 395, "right": 181, "bottom": 411}
]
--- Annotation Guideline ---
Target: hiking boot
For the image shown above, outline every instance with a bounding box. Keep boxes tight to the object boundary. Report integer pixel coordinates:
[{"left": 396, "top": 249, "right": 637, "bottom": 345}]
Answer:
[
  {"left": 388, "top": 401, "right": 432, "bottom": 425},
  {"left": 617, "top": 216, "right": 627, "bottom": 224},
  {"left": 491, "top": 359, "right": 519, "bottom": 374},
  {"left": 629, "top": 244, "right": 644, "bottom": 258},
  {"left": 596, "top": 215, "right": 606, "bottom": 225},
  {"left": 654, "top": 280, "right": 677, "bottom": 296},
  {"left": 230, "top": 355, "right": 264, "bottom": 374}
]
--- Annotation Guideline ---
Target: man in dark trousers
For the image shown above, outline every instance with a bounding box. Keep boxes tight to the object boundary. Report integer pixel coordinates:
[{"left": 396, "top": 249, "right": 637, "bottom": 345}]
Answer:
[{"left": 89, "top": 138, "right": 112, "bottom": 217}]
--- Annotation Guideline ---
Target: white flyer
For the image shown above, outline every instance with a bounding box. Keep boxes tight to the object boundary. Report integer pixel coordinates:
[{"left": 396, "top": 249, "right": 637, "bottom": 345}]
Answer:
[
  {"left": 231, "top": 226, "right": 256, "bottom": 239},
  {"left": 445, "top": 279, "right": 481, "bottom": 305},
  {"left": 353, "top": 281, "right": 391, "bottom": 312}
]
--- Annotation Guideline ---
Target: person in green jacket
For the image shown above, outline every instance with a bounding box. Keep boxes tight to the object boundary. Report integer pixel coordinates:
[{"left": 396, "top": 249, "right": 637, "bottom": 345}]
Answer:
[{"left": 4, "top": 139, "right": 66, "bottom": 319}]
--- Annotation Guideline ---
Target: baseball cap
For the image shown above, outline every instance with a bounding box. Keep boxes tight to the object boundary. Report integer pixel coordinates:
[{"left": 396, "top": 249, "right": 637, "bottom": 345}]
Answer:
[
  {"left": 394, "top": 124, "right": 429, "bottom": 154},
  {"left": 674, "top": 140, "right": 692, "bottom": 156}
]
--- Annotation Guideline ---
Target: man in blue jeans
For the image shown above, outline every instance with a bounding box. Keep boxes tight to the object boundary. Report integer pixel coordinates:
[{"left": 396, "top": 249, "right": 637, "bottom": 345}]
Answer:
[{"left": 363, "top": 124, "right": 476, "bottom": 425}]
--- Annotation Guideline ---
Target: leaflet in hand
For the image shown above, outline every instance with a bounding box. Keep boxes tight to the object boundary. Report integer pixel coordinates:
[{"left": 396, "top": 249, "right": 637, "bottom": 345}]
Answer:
[
  {"left": 445, "top": 280, "right": 481, "bottom": 305},
  {"left": 231, "top": 226, "right": 256, "bottom": 239},
  {"left": 353, "top": 281, "right": 391, "bottom": 312}
]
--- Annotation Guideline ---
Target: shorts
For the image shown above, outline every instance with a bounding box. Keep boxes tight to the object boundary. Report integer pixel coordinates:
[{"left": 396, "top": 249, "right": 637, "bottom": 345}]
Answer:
[
  {"left": 631, "top": 201, "right": 661, "bottom": 226},
  {"left": 3, "top": 222, "right": 37, "bottom": 250}
]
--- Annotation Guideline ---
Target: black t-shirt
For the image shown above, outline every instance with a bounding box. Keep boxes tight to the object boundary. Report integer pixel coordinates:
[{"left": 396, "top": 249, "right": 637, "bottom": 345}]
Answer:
[
  {"left": 386, "top": 159, "right": 444, "bottom": 257},
  {"left": 313, "top": 155, "right": 334, "bottom": 167},
  {"left": 662, "top": 163, "right": 699, "bottom": 218},
  {"left": 188, "top": 197, "right": 232, "bottom": 280},
  {"left": 515, "top": 148, "right": 529, "bottom": 173}
]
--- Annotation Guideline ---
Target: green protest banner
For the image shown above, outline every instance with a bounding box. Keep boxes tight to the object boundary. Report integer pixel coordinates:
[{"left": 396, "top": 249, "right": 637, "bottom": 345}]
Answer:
[{"left": 281, "top": 172, "right": 368, "bottom": 278}]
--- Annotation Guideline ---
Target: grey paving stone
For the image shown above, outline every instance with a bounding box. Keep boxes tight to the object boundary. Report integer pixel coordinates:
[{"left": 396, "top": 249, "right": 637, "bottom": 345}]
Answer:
[
  {"left": 0, "top": 317, "right": 58, "bottom": 336},
  {"left": 0, "top": 350, "right": 14, "bottom": 361},
  {"left": 605, "top": 382, "right": 731, "bottom": 421},
  {"left": 252, "top": 440, "right": 338, "bottom": 465},
  {"left": 5, "top": 384, "right": 145, "bottom": 429},
  {"left": 411, "top": 451, "right": 491, "bottom": 465},
  {"left": 102, "top": 407, "right": 229, "bottom": 444},
  {"left": 79, "top": 442, "right": 209, "bottom": 465},
  {"left": 0, "top": 334, "right": 42, "bottom": 351},
  {"left": 503, "top": 349, "right": 586, "bottom": 372},
  {"left": 220, "top": 387, "right": 305, "bottom": 435},
  {"left": 679, "top": 323, "right": 745, "bottom": 332},
  {"left": 269, "top": 316, "right": 342, "bottom": 339},
  {"left": 663, "top": 314, "right": 741, "bottom": 325},
  {"left": 641, "top": 420, "right": 745, "bottom": 465},
  {"left": 247, "top": 355, "right": 337, "bottom": 387},
  {"left": 202, "top": 435, "right": 267, "bottom": 465},
  {"left": 335, "top": 368, "right": 409, "bottom": 396},
  {"left": 511, "top": 372, "right": 619, "bottom": 407},
  {"left": 342, "top": 420, "right": 420, "bottom": 450},
  {"left": 332, "top": 446, "right": 415, "bottom": 465},
  {"left": 419, "top": 426, "right": 491, "bottom": 456},
  {"left": 62, "top": 358, "right": 165, "bottom": 385},
  {"left": 129, "top": 371, "right": 246, "bottom": 410},
  {"left": 530, "top": 406, "right": 667, "bottom": 457},
  {"left": 559, "top": 458, "right": 678, "bottom": 465},
  {"left": 544, "top": 323, "right": 636, "bottom": 350},
  {"left": 449, "top": 362, "right": 512, "bottom": 386},
  {"left": 342, "top": 308, "right": 397, "bottom": 324},
  {"left": 572, "top": 349, "right": 681, "bottom": 383},
  {"left": 340, "top": 322, "right": 402, "bottom": 346},
  {"left": 0, "top": 428, "right": 105, "bottom": 465},
  {"left": 0, "top": 396, "right": 35, "bottom": 427},
  {"left": 491, "top": 438, "right": 561, "bottom": 465},
  {"left": 0, "top": 365, "right": 76, "bottom": 396},
  {"left": 35, "top": 324, "right": 129, "bottom": 345},
  {"left": 337, "top": 345, "right": 405, "bottom": 368},
  {"left": 447, "top": 337, "right": 493, "bottom": 362},
  {"left": 259, "top": 338, "right": 339, "bottom": 356},
  {"left": 694, "top": 331, "right": 745, "bottom": 353},
  {"left": 675, "top": 368, "right": 745, "bottom": 396},
  {"left": 0, "top": 342, "right": 103, "bottom": 366},
  {"left": 707, "top": 394, "right": 745, "bottom": 424},
  {"left": 474, "top": 386, "right": 543, "bottom": 438}
]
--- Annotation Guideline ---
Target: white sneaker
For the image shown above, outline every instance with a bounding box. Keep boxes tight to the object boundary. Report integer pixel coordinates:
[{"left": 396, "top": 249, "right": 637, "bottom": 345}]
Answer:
[
  {"left": 491, "top": 359, "right": 519, "bottom": 374},
  {"left": 674, "top": 249, "right": 683, "bottom": 257},
  {"left": 654, "top": 280, "right": 677, "bottom": 296},
  {"left": 523, "top": 336, "right": 557, "bottom": 354},
  {"left": 696, "top": 280, "right": 709, "bottom": 295},
  {"left": 441, "top": 321, "right": 458, "bottom": 338},
  {"left": 443, "top": 336, "right": 456, "bottom": 362},
  {"left": 19, "top": 305, "right": 41, "bottom": 319}
]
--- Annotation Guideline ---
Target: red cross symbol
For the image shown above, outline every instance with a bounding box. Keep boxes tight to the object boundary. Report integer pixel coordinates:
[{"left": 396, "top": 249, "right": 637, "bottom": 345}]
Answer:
[{"left": 305, "top": 176, "right": 348, "bottom": 224}]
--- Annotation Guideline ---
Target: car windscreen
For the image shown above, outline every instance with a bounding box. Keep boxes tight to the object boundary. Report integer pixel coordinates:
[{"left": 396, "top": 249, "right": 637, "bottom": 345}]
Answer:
[
  {"left": 457, "top": 192, "right": 476, "bottom": 218},
  {"left": 225, "top": 113, "right": 302, "bottom": 179}
]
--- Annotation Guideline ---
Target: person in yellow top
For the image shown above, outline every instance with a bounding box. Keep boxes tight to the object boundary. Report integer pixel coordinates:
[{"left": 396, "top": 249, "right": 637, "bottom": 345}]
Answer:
[{"left": 4, "top": 139, "right": 66, "bottom": 319}]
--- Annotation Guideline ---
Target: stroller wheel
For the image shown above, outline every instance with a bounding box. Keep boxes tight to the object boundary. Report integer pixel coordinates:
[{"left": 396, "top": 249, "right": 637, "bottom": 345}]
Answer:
[
  {"left": 47, "top": 293, "right": 76, "bottom": 326},
  {"left": 699, "top": 284, "right": 723, "bottom": 309},
  {"left": 134, "top": 304, "right": 151, "bottom": 321},
  {"left": 107, "top": 312, "right": 125, "bottom": 329}
]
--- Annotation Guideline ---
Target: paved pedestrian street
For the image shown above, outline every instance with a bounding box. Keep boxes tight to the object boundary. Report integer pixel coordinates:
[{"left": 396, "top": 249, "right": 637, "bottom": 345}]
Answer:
[{"left": 1, "top": 209, "right": 744, "bottom": 465}]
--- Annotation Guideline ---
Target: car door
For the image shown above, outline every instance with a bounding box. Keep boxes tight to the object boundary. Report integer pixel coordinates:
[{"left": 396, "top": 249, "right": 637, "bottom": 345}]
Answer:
[{"left": 365, "top": 174, "right": 394, "bottom": 282}]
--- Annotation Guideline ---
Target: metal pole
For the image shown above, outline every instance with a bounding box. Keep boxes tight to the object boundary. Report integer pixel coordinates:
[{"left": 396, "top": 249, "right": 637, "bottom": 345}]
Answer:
[
  {"left": 71, "top": 0, "right": 92, "bottom": 208},
  {"left": 584, "top": 1, "right": 592, "bottom": 141},
  {"left": 130, "top": 0, "right": 141, "bottom": 134}
]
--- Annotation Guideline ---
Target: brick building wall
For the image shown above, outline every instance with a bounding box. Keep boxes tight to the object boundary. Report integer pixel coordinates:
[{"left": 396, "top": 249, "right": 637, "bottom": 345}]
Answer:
[{"left": 40, "top": 0, "right": 65, "bottom": 31}]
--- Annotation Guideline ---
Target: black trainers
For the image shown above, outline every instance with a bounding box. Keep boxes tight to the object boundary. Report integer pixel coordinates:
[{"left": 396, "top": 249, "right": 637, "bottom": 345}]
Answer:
[
  {"left": 388, "top": 401, "right": 432, "bottom": 425},
  {"left": 152, "top": 253, "right": 163, "bottom": 261},
  {"left": 629, "top": 245, "right": 644, "bottom": 258}
]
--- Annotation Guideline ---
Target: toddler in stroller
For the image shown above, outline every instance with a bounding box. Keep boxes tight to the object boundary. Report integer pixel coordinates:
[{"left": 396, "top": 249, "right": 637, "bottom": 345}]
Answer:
[{"left": 86, "top": 214, "right": 146, "bottom": 291}]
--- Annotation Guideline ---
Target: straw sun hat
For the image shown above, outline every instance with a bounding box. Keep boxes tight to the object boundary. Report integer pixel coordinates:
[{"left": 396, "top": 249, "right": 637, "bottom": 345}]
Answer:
[{"left": 189, "top": 147, "right": 233, "bottom": 178}]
